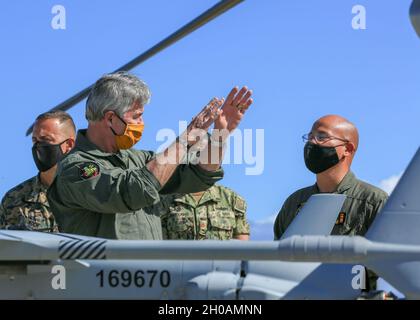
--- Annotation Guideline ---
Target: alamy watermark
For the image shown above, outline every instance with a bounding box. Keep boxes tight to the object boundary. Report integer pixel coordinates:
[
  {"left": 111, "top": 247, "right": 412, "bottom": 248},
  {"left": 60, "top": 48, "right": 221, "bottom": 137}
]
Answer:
[
  {"left": 351, "top": 265, "right": 366, "bottom": 290},
  {"left": 51, "top": 5, "right": 66, "bottom": 30},
  {"left": 51, "top": 265, "right": 66, "bottom": 290},
  {"left": 352, "top": 5, "right": 366, "bottom": 30},
  {"left": 155, "top": 121, "right": 264, "bottom": 176}
]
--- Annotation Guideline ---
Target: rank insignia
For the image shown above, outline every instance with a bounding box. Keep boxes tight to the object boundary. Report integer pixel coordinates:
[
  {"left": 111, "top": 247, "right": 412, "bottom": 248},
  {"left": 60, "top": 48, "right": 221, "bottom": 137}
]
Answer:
[
  {"left": 335, "top": 212, "right": 346, "bottom": 225},
  {"left": 79, "top": 163, "right": 100, "bottom": 180}
]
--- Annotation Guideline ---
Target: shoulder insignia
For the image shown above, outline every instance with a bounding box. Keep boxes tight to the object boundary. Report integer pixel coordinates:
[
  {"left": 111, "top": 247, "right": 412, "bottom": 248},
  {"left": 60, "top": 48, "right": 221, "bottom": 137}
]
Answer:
[
  {"left": 79, "top": 163, "right": 100, "bottom": 180},
  {"left": 234, "top": 197, "right": 246, "bottom": 212}
]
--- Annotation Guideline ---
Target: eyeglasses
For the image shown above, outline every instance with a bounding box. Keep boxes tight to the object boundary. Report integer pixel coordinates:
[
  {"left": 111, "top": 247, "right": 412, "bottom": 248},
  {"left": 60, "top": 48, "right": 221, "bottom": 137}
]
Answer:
[{"left": 302, "top": 133, "right": 349, "bottom": 144}]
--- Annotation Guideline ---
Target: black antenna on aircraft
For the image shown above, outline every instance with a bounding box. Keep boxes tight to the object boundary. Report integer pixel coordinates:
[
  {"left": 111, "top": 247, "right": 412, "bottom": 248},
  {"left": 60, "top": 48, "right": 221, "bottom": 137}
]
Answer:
[{"left": 25, "top": 0, "right": 244, "bottom": 136}]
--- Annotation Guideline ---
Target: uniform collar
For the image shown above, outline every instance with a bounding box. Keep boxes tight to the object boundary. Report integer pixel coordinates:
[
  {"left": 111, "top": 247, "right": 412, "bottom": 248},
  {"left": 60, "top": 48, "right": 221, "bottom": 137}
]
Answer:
[
  {"left": 23, "top": 175, "right": 49, "bottom": 205},
  {"left": 336, "top": 171, "right": 357, "bottom": 193},
  {"left": 313, "top": 171, "right": 357, "bottom": 194},
  {"left": 198, "top": 186, "right": 221, "bottom": 204},
  {"left": 75, "top": 129, "right": 129, "bottom": 159},
  {"left": 173, "top": 186, "right": 221, "bottom": 207}
]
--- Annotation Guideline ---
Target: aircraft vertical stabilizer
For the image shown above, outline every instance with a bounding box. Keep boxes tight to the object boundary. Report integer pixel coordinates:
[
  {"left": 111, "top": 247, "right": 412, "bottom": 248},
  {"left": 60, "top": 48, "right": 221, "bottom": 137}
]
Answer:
[{"left": 366, "top": 148, "right": 420, "bottom": 245}]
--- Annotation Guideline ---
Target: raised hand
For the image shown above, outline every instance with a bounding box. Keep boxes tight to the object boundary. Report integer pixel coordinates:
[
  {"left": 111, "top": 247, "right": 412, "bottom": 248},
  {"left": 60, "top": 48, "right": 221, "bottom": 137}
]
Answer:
[
  {"left": 182, "top": 97, "right": 224, "bottom": 148},
  {"left": 214, "top": 86, "right": 253, "bottom": 133},
  {"left": 188, "top": 97, "right": 224, "bottom": 132}
]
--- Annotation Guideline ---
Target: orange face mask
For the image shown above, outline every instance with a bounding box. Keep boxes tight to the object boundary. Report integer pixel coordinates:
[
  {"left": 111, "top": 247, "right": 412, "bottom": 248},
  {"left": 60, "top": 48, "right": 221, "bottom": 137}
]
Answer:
[{"left": 110, "top": 114, "right": 144, "bottom": 150}]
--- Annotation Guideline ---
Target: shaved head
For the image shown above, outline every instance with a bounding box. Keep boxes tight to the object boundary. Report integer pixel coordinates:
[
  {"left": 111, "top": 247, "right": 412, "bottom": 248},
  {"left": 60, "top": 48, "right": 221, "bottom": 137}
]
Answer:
[
  {"left": 34, "top": 111, "right": 76, "bottom": 141},
  {"left": 304, "top": 115, "right": 360, "bottom": 189},
  {"left": 312, "top": 115, "right": 359, "bottom": 151}
]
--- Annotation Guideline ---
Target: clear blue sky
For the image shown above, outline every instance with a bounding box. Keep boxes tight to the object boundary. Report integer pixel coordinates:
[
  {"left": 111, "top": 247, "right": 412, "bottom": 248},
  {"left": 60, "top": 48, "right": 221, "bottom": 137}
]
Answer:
[{"left": 0, "top": 0, "right": 419, "bottom": 240}]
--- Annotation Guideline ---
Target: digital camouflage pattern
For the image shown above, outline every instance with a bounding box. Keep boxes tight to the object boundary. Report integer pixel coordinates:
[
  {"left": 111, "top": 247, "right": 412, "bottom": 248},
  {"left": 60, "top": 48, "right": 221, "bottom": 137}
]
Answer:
[
  {"left": 0, "top": 175, "right": 58, "bottom": 232},
  {"left": 155, "top": 185, "right": 250, "bottom": 240}
]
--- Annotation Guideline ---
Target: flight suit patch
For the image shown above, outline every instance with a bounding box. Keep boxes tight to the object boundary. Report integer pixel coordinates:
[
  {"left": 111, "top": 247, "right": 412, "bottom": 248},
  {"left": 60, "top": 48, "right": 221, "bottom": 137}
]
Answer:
[
  {"left": 79, "top": 163, "right": 100, "bottom": 180},
  {"left": 335, "top": 212, "right": 346, "bottom": 225}
]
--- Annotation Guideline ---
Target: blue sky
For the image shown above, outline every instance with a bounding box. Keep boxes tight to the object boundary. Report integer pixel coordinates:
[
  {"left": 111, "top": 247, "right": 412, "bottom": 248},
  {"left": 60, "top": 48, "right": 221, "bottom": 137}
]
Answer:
[{"left": 0, "top": 0, "right": 419, "bottom": 241}]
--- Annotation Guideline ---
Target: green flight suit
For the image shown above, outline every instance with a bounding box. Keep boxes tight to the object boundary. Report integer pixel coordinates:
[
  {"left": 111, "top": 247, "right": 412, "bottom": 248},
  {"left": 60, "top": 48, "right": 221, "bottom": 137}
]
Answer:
[
  {"left": 273, "top": 171, "right": 388, "bottom": 240},
  {"left": 47, "top": 130, "right": 224, "bottom": 240},
  {"left": 273, "top": 171, "right": 388, "bottom": 291},
  {"left": 154, "top": 185, "right": 250, "bottom": 240},
  {"left": 0, "top": 175, "right": 58, "bottom": 232}
]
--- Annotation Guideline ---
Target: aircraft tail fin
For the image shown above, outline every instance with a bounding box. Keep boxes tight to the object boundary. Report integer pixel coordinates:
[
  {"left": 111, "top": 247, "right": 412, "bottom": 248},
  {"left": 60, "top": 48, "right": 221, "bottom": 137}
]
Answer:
[
  {"left": 280, "top": 194, "right": 346, "bottom": 240},
  {"left": 366, "top": 147, "right": 420, "bottom": 245}
]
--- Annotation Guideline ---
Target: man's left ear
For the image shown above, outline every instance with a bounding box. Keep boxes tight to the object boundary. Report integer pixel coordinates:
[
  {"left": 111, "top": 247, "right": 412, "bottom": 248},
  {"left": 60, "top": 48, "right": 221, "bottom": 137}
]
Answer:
[
  {"left": 62, "top": 138, "right": 75, "bottom": 154},
  {"left": 344, "top": 142, "right": 355, "bottom": 156}
]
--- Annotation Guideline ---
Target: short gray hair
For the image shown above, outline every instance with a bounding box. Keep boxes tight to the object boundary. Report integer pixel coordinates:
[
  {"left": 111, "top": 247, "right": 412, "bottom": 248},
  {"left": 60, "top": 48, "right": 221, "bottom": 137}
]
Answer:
[{"left": 85, "top": 71, "right": 151, "bottom": 122}]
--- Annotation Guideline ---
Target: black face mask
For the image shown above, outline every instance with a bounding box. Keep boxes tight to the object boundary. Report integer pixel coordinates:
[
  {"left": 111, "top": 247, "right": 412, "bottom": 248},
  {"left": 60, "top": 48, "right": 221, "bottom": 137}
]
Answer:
[
  {"left": 304, "top": 142, "right": 340, "bottom": 174},
  {"left": 32, "top": 140, "right": 67, "bottom": 172}
]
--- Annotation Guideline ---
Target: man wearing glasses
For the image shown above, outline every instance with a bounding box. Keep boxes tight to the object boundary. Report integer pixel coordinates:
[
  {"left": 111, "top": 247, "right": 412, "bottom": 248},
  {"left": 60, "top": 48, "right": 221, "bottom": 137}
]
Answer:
[{"left": 273, "top": 114, "right": 388, "bottom": 240}]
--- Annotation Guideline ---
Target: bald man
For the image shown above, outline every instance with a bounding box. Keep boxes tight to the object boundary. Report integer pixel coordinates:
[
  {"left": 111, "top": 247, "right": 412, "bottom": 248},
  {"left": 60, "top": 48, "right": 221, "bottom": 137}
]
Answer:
[
  {"left": 274, "top": 115, "right": 388, "bottom": 239},
  {"left": 0, "top": 111, "right": 76, "bottom": 232}
]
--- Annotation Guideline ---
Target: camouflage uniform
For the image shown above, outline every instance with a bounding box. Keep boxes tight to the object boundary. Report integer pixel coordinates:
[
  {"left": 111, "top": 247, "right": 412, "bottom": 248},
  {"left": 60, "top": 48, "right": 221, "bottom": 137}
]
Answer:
[
  {"left": 155, "top": 185, "right": 250, "bottom": 240},
  {"left": 0, "top": 175, "right": 58, "bottom": 232}
]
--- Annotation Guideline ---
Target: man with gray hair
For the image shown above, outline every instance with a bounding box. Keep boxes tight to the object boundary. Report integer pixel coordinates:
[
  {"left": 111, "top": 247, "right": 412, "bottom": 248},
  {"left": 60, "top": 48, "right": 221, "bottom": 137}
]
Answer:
[{"left": 47, "top": 71, "right": 253, "bottom": 239}]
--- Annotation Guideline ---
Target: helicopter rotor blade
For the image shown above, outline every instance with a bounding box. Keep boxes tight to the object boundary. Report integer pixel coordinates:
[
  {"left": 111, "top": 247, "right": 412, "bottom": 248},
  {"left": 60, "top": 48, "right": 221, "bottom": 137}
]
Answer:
[
  {"left": 410, "top": 0, "right": 420, "bottom": 37},
  {"left": 25, "top": 0, "right": 244, "bottom": 136}
]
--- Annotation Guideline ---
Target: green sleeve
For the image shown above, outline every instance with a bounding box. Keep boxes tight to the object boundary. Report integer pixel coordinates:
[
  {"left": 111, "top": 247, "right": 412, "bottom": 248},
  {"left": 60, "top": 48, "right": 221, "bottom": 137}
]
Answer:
[
  {"left": 55, "top": 160, "right": 162, "bottom": 214},
  {"left": 0, "top": 201, "right": 6, "bottom": 229},
  {"left": 143, "top": 195, "right": 171, "bottom": 240},
  {"left": 161, "top": 216, "right": 168, "bottom": 240},
  {"left": 274, "top": 192, "right": 301, "bottom": 240},
  {"left": 233, "top": 195, "right": 250, "bottom": 236},
  {"left": 160, "top": 197, "right": 172, "bottom": 240},
  {"left": 137, "top": 149, "right": 224, "bottom": 194},
  {"left": 273, "top": 210, "right": 282, "bottom": 240},
  {"left": 160, "top": 203, "right": 170, "bottom": 240},
  {"left": 274, "top": 200, "right": 290, "bottom": 240},
  {"left": 159, "top": 164, "right": 224, "bottom": 195},
  {"left": 375, "top": 196, "right": 388, "bottom": 216},
  {"left": 367, "top": 195, "right": 389, "bottom": 230}
]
